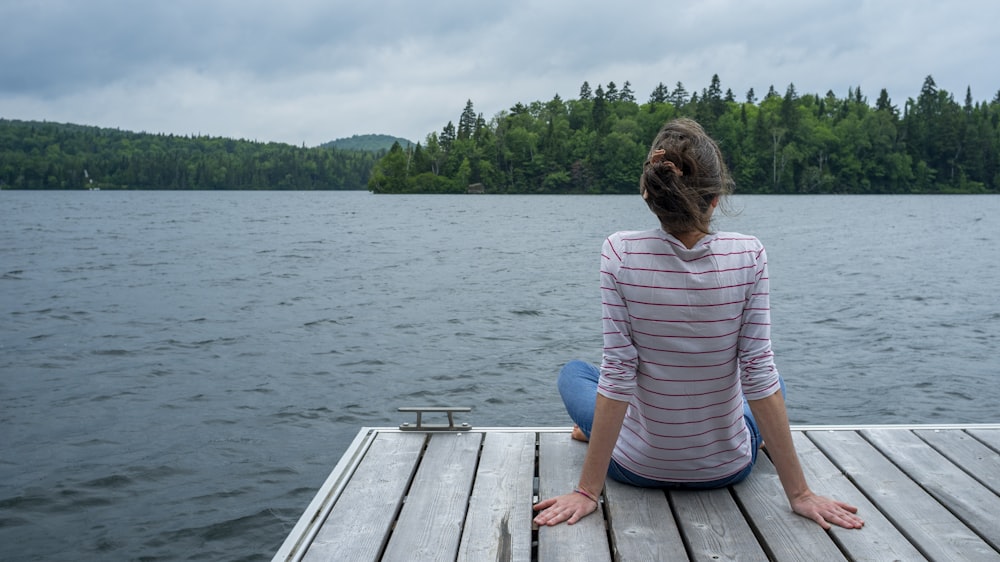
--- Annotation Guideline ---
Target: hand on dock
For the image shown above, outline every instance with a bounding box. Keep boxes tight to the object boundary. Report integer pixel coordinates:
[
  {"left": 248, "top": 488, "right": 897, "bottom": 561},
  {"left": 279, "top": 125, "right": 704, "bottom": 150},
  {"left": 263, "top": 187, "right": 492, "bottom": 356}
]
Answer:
[
  {"left": 791, "top": 491, "right": 864, "bottom": 530},
  {"left": 532, "top": 492, "right": 599, "bottom": 526}
]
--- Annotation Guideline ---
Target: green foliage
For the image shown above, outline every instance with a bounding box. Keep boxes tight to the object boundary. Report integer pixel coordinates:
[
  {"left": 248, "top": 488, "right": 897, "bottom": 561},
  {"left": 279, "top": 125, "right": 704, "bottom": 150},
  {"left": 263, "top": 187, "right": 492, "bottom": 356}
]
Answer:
[
  {"left": 0, "top": 120, "right": 380, "bottom": 190},
  {"left": 320, "top": 134, "right": 413, "bottom": 152},
  {"left": 5, "top": 75, "right": 998, "bottom": 194},
  {"left": 367, "top": 76, "right": 999, "bottom": 194}
]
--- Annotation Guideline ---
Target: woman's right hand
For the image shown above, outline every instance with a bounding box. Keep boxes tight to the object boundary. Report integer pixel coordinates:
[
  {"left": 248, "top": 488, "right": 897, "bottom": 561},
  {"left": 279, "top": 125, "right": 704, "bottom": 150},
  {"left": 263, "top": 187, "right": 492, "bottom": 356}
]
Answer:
[{"left": 532, "top": 492, "right": 599, "bottom": 526}]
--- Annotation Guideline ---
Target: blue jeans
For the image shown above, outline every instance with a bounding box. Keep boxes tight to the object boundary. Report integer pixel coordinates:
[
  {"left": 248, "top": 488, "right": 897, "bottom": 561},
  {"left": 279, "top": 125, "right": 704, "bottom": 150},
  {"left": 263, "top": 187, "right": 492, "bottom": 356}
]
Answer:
[{"left": 557, "top": 360, "right": 786, "bottom": 489}]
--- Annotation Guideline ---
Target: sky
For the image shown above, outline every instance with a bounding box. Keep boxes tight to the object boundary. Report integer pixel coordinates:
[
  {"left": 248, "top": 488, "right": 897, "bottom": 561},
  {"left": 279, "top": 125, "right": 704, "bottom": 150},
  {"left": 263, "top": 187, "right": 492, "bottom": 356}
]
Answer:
[{"left": 2, "top": 0, "right": 998, "bottom": 147}]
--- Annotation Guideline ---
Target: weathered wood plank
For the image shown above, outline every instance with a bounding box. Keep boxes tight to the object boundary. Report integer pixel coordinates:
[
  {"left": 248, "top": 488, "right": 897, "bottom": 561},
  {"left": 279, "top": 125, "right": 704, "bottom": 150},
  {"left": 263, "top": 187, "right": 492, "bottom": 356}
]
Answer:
[
  {"left": 603, "top": 479, "right": 686, "bottom": 562},
  {"left": 381, "top": 432, "right": 482, "bottom": 562},
  {"left": 287, "top": 426, "right": 1000, "bottom": 561},
  {"left": 457, "top": 432, "right": 536, "bottom": 562},
  {"left": 536, "top": 432, "right": 611, "bottom": 562},
  {"left": 302, "top": 432, "right": 426, "bottom": 562},
  {"left": 968, "top": 428, "right": 1000, "bottom": 454},
  {"left": 671, "top": 487, "right": 765, "bottom": 562},
  {"left": 863, "top": 427, "right": 1000, "bottom": 551},
  {"left": 810, "top": 429, "right": 1000, "bottom": 561},
  {"left": 795, "top": 431, "right": 927, "bottom": 561},
  {"left": 732, "top": 452, "right": 847, "bottom": 561},
  {"left": 916, "top": 428, "right": 1000, "bottom": 496}
]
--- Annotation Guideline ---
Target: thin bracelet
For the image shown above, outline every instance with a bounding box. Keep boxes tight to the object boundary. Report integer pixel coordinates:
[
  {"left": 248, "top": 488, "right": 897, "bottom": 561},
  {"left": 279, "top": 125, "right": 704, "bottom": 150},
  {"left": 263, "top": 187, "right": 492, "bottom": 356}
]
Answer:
[{"left": 573, "top": 486, "right": 598, "bottom": 503}]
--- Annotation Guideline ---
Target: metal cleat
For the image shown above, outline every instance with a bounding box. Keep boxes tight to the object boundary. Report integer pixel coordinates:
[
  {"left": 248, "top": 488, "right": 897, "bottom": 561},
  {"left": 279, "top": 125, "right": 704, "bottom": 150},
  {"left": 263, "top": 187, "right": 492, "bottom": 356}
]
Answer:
[{"left": 398, "top": 406, "right": 472, "bottom": 431}]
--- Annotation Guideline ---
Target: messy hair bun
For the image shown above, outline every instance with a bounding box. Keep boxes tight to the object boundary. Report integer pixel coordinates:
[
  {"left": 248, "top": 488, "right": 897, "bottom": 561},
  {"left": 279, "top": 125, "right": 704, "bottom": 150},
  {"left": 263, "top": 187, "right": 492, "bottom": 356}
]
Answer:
[{"left": 640, "top": 118, "right": 733, "bottom": 235}]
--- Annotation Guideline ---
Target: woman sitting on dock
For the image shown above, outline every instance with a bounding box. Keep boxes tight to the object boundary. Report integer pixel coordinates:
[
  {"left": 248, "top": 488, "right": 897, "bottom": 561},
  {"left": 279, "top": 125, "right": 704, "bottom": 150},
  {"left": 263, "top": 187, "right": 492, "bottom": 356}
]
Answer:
[{"left": 533, "top": 118, "right": 864, "bottom": 531}]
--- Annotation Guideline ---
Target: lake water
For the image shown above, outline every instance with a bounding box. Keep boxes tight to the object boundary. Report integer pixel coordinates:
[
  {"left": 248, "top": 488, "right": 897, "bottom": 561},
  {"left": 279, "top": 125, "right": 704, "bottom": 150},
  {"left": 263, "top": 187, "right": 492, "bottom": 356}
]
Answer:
[{"left": 2, "top": 191, "right": 998, "bottom": 560}]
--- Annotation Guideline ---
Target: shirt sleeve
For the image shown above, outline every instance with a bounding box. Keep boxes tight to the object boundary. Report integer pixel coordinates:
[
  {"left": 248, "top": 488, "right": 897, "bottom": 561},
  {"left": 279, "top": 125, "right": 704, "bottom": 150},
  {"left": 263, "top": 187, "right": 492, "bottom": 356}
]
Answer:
[
  {"left": 739, "top": 243, "right": 782, "bottom": 400},
  {"left": 597, "top": 235, "right": 638, "bottom": 402}
]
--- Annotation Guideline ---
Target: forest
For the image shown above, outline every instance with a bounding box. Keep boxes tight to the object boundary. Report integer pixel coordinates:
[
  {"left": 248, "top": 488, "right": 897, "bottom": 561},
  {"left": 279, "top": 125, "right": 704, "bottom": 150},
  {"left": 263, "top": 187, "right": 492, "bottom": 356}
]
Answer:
[
  {"left": 369, "top": 75, "right": 1000, "bottom": 195},
  {"left": 3, "top": 75, "right": 998, "bottom": 193},
  {"left": 0, "top": 120, "right": 381, "bottom": 190}
]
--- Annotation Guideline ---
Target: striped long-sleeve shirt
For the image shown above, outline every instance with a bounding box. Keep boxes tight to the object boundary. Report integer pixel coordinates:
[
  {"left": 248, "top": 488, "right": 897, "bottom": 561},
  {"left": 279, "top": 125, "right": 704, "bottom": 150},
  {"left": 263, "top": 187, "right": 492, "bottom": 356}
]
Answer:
[{"left": 599, "top": 229, "right": 782, "bottom": 483}]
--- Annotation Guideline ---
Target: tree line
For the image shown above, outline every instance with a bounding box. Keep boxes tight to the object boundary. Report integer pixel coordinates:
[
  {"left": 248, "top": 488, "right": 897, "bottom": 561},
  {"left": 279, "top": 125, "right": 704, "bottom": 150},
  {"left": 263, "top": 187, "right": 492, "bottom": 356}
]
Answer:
[
  {"left": 0, "top": 120, "right": 380, "bottom": 190},
  {"left": 368, "top": 75, "right": 1000, "bottom": 194}
]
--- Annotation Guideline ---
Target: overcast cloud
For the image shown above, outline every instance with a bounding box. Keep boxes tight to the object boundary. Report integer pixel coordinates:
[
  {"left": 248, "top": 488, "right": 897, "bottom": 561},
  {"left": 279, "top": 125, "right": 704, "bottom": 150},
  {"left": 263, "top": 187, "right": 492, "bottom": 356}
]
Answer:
[{"left": 2, "top": 0, "right": 997, "bottom": 146}]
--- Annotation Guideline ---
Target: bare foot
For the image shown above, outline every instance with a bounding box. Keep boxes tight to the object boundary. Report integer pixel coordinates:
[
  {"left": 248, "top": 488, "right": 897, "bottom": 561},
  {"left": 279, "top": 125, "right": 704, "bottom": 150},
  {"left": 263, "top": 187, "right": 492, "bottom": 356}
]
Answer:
[{"left": 571, "top": 425, "right": 589, "bottom": 442}]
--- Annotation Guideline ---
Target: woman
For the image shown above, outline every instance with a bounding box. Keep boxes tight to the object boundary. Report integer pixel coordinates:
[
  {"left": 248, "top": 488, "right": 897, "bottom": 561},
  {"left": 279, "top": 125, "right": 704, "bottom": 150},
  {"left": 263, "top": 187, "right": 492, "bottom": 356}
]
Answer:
[{"left": 532, "top": 118, "right": 863, "bottom": 530}]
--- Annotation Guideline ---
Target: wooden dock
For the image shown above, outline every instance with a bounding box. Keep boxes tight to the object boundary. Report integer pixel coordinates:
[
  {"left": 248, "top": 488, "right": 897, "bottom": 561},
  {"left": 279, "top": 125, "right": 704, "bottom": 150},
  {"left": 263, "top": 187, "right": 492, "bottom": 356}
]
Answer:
[{"left": 273, "top": 421, "right": 1000, "bottom": 561}]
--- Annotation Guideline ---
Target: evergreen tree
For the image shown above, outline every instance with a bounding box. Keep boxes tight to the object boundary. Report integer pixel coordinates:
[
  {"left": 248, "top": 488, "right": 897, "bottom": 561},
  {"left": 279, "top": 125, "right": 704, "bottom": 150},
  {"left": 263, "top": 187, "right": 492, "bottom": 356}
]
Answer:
[
  {"left": 620, "top": 81, "right": 636, "bottom": 103},
  {"left": 605, "top": 81, "right": 619, "bottom": 101},
  {"left": 699, "top": 74, "right": 726, "bottom": 125},
  {"left": 669, "top": 82, "right": 689, "bottom": 107},
  {"left": 457, "top": 100, "right": 477, "bottom": 140},
  {"left": 706, "top": 74, "right": 723, "bottom": 102},
  {"left": 440, "top": 121, "right": 457, "bottom": 153},
  {"left": 592, "top": 84, "right": 611, "bottom": 134},
  {"left": 649, "top": 82, "right": 669, "bottom": 104},
  {"left": 875, "top": 88, "right": 897, "bottom": 115},
  {"left": 781, "top": 83, "right": 800, "bottom": 132}
]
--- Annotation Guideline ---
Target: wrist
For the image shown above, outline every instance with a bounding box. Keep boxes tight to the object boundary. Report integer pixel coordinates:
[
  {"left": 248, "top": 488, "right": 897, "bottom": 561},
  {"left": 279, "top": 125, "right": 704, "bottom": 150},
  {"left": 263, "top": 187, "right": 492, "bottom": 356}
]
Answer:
[
  {"left": 787, "top": 487, "right": 813, "bottom": 503},
  {"left": 573, "top": 486, "right": 599, "bottom": 503}
]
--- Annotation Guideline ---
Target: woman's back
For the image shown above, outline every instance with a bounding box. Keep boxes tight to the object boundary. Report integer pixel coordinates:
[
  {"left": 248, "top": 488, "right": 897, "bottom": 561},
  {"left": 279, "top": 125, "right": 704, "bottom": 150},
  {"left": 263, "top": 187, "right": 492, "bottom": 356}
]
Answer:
[{"left": 598, "top": 228, "right": 782, "bottom": 482}]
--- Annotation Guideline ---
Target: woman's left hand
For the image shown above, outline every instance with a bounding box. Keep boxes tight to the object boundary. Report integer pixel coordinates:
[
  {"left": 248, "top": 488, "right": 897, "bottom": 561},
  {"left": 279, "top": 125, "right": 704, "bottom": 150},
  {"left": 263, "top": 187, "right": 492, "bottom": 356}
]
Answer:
[
  {"left": 791, "top": 491, "right": 864, "bottom": 529},
  {"left": 532, "top": 492, "right": 599, "bottom": 526}
]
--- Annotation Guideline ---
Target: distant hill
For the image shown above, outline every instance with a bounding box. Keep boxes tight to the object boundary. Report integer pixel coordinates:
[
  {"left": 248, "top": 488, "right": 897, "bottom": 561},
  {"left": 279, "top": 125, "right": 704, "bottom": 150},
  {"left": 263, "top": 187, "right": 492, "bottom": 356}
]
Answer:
[
  {"left": 321, "top": 134, "right": 413, "bottom": 152},
  {"left": 0, "top": 118, "right": 380, "bottom": 190}
]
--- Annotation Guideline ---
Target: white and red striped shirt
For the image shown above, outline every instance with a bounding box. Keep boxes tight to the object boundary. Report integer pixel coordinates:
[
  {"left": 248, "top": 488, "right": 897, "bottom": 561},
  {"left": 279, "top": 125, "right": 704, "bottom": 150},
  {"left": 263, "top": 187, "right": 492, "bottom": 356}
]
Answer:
[{"left": 599, "top": 229, "right": 782, "bottom": 482}]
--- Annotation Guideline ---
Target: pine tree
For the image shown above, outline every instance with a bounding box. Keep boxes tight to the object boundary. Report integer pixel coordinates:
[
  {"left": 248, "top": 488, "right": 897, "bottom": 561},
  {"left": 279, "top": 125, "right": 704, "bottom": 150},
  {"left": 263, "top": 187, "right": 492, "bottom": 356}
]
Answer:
[
  {"left": 875, "top": 89, "right": 897, "bottom": 116},
  {"left": 457, "top": 100, "right": 477, "bottom": 140},
  {"left": 649, "top": 82, "right": 669, "bottom": 104},
  {"left": 620, "top": 81, "right": 636, "bottom": 103},
  {"left": 781, "top": 83, "right": 799, "bottom": 131},
  {"left": 605, "top": 81, "right": 619, "bottom": 101},
  {"left": 440, "top": 121, "right": 456, "bottom": 153},
  {"left": 706, "top": 74, "right": 723, "bottom": 102},
  {"left": 592, "top": 85, "right": 610, "bottom": 134},
  {"left": 669, "top": 82, "right": 689, "bottom": 107}
]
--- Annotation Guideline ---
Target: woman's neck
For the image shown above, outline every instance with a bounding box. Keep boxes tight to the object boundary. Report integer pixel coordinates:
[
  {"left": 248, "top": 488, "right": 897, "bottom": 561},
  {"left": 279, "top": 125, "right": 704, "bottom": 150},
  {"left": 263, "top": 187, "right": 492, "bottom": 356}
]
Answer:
[{"left": 670, "top": 230, "right": 706, "bottom": 249}]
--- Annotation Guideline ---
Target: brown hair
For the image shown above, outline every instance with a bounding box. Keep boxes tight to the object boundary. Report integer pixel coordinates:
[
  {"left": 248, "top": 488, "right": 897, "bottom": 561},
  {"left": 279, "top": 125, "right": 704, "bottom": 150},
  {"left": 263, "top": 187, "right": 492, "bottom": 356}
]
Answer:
[{"left": 640, "top": 118, "right": 733, "bottom": 236}]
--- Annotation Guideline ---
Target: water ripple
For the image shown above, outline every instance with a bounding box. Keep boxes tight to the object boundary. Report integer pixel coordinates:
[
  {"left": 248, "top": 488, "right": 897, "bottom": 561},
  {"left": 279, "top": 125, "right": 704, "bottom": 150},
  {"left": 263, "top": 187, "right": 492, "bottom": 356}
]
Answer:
[{"left": 1, "top": 192, "right": 998, "bottom": 561}]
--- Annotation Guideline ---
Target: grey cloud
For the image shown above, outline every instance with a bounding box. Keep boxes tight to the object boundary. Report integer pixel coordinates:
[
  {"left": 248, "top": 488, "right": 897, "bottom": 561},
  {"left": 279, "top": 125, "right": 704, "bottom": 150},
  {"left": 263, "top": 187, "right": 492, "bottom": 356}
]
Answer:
[{"left": 2, "top": 0, "right": 997, "bottom": 145}]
